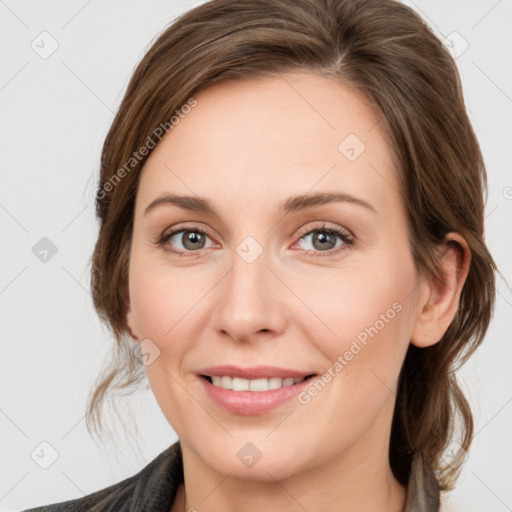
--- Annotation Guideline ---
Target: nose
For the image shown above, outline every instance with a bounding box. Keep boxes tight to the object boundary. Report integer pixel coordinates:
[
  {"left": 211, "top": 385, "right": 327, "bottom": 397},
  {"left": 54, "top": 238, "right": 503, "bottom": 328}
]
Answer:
[{"left": 212, "top": 245, "right": 288, "bottom": 343}]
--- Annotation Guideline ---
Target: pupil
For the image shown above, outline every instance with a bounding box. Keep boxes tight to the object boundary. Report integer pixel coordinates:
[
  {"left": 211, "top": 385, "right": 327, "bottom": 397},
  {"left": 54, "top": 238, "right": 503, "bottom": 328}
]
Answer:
[
  {"left": 314, "top": 232, "right": 334, "bottom": 250},
  {"left": 184, "top": 231, "right": 204, "bottom": 249}
]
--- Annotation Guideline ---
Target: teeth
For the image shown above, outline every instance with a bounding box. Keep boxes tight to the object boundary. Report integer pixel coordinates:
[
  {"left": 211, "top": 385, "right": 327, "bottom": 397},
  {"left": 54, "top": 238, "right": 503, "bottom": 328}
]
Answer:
[
  {"left": 208, "top": 375, "right": 305, "bottom": 391},
  {"left": 233, "top": 377, "right": 249, "bottom": 391}
]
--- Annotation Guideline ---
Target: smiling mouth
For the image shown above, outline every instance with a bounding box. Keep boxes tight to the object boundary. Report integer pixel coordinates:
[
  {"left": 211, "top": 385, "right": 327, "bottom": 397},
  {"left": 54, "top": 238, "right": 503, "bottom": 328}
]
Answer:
[{"left": 200, "top": 374, "right": 316, "bottom": 392}]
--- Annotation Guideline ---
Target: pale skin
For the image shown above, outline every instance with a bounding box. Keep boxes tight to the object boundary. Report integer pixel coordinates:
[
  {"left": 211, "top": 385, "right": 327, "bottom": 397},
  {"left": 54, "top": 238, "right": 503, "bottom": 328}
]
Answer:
[{"left": 126, "top": 72, "right": 470, "bottom": 512}]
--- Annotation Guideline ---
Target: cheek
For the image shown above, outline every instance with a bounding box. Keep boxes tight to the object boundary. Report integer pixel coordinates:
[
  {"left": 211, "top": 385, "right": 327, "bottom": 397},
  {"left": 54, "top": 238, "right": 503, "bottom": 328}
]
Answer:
[
  {"left": 127, "top": 257, "right": 209, "bottom": 429},
  {"left": 297, "top": 253, "right": 417, "bottom": 385},
  {"left": 128, "top": 253, "right": 216, "bottom": 358},
  {"left": 293, "top": 268, "right": 417, "bottom": 440}
]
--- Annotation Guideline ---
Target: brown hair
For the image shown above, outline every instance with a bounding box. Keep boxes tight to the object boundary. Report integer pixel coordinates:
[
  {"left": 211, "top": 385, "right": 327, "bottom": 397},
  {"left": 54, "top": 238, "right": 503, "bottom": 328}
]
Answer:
[{"left": 87, "top": 0, "right": 497, "bottom": 491}]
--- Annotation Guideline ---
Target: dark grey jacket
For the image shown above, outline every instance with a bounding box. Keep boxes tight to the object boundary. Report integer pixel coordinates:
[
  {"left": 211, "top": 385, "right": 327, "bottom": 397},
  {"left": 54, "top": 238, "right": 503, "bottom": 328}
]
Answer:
[{"left": 23, "top": 441, "right": 440, "bottom": 511}]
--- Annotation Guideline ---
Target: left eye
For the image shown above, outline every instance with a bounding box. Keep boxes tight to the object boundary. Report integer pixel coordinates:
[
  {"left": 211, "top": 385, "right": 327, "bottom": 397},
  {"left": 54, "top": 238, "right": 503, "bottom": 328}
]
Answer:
[{"left": 293, "top": 226, "right": 353, "bottom": 256}]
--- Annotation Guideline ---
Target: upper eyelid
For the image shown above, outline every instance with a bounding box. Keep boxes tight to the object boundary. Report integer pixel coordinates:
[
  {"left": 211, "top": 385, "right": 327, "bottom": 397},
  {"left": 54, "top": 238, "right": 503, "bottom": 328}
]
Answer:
[{"left": 295, "top": 223, "right": 353, "bottom": 240}]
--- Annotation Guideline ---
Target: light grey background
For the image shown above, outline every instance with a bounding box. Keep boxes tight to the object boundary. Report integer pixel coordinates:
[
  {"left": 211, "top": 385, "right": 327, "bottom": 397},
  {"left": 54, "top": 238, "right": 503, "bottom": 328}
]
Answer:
[{"left": 1, "top": 1, "right": 511, "bottom": 511}]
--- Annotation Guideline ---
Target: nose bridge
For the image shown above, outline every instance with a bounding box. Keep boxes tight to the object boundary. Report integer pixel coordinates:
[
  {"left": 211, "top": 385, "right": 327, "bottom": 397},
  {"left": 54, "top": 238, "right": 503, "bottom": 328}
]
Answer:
[{"left": 213, "top": 235, "right": 285, "bottom": 340}]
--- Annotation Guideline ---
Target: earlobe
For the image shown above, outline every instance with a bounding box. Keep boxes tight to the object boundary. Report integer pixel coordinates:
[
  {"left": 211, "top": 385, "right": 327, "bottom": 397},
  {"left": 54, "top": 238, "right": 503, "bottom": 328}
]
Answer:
[{"left": 410, "top": 233, "right": 471, "bottom": 348}]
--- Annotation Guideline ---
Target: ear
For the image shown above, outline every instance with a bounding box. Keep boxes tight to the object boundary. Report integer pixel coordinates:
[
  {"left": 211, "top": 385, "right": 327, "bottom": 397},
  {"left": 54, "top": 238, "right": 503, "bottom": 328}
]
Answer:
[{"left": 410, "top": 233, "right": 471, "bottom": 348}]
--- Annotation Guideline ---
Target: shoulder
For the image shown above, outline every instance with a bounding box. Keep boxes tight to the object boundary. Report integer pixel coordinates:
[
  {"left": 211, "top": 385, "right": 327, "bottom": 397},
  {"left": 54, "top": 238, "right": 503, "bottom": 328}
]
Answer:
[
  {"left": 22, "top": 441, "right": 183, "bottom": 512},
  {"left": 22, "top": 477, "right": 134, "bottom": 512}
]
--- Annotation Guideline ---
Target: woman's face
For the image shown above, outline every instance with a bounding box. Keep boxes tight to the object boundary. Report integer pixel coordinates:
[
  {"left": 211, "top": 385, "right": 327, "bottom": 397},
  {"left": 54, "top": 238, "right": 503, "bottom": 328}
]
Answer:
[{"left": 127, "top": 72, "right": 426, "bottom": 480}]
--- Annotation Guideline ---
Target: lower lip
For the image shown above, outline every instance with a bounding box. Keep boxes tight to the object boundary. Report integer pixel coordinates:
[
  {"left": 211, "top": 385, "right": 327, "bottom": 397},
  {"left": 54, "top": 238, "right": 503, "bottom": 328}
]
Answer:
[{"left": 198, "top": 375, "right": 316, "bottom": 416}]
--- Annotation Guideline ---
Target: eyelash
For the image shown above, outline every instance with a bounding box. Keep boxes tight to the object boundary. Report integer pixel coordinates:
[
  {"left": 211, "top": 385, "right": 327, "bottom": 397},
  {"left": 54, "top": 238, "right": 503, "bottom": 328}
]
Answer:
[{"left": 156, "top": 223, "right": 354, "bottom": 258}]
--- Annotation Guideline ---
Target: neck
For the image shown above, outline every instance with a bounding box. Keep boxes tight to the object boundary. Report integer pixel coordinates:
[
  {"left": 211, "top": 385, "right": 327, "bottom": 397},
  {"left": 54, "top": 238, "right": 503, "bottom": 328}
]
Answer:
[{"left": 174, "top": 458, "right": 406, "bottom": 512}]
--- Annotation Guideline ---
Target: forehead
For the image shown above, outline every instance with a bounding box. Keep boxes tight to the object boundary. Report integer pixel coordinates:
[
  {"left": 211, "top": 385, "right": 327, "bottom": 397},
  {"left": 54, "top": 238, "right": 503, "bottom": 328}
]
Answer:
[{"left": 137, "top": 72, "right": 401, "bottom": 216}]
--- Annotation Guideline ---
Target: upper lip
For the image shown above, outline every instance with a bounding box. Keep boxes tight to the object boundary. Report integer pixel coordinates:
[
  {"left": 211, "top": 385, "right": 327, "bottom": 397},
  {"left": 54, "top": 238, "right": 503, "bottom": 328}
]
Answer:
[{"left": 197, "top": 365, "right": 316, "bottom": 380}]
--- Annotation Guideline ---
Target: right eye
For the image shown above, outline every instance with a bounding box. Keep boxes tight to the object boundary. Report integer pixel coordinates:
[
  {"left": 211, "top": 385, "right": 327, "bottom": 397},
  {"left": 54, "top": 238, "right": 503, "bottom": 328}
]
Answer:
[{"left": 157, "top": 226, "right": 216, "bottom": 257}]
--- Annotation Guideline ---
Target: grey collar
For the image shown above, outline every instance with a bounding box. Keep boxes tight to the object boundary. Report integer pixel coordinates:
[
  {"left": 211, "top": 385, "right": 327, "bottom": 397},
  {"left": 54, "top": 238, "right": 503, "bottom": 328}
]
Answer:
[{"left": 404, "top": 455, "right": 441, "bottom": 511}]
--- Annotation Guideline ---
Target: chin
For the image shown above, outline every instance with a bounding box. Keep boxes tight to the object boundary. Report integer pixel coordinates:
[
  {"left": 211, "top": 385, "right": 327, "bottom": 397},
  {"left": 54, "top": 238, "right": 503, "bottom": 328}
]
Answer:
[{"left": 192, "top": 435, "right": 311, "bottom": 482}]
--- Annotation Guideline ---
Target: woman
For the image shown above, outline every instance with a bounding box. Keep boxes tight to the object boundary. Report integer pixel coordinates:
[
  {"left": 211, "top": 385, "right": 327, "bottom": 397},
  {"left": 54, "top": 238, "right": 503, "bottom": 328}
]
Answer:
[{"left": 24, "top": 0, "right": 497, "bottom": 510}]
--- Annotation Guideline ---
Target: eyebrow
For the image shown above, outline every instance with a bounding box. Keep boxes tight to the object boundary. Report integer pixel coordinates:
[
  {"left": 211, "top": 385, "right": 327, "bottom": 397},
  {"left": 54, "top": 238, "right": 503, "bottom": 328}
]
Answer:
[{"left": 143, "top": 191, "right": 376, "bottom": 217}]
